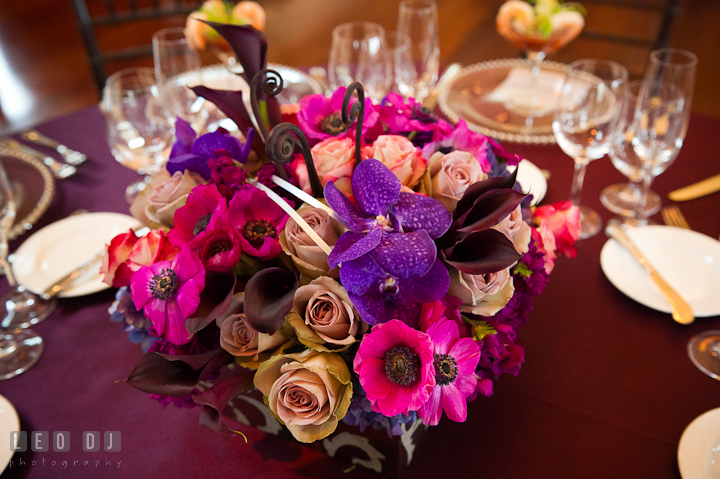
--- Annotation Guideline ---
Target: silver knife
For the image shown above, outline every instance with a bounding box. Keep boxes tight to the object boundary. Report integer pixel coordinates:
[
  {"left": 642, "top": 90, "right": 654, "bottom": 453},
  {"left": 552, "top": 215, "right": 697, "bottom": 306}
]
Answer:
[
  {"left": 21, "top": 130, "right": 87, "bottom": 166},
  {"left": 606, "top": 223, "right": 694, "bottom": 324},
  {"left": 668, "top": 173, "right": 720, "bottom": 202},
  {"left": 0, "top": 138, "right": 76, "bottom": 179}
]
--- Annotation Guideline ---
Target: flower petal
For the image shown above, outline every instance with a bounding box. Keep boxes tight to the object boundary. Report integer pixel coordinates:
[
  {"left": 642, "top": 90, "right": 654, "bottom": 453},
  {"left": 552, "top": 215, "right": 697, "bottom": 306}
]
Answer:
[
  {"left": 450, "top": 338, "right": 482, "bottom": 375},
  {"left": 418, "top": 385, "right": 443, "bottom": 426},
  {"left": 130, "top": 266, "right": 155, "bottom": 310},
  {"left": 444, "top": 229, "right": 521, "bottom": 275},
  {"left": 349, "top": 287, "right": 421, "bottom": 327},
  {"left": 165, "top": 299, "right": 193, "bottom": 345},
  {"left": 169, "top": 117, "right": 196, "bottom": 158},
  {"left": 351, "top": 158, "right": 401, "bottom": 216},
  {"left": 165, "top": 153, "right": 211, "bottom": 180},
  {"left": 427, "top": 318, "right": 459, "bottom": 355},
  {"left": 324, "top": 181, "right": 368, "bottom": 231},
  {"left": 403, "top": 258, "right": 450, "bottom": 304},
  {"left": 391, "top": 192, "right": 452, "bottom": 239},
  {"left": 339, "top": 254, "right": 384, "bottom": 296},
  {"left": 358, "top": 357, "right": 392, "bottom": 400},
  {"left": 370, "top": 230, "right": 436, "bottom": 279},
  {"left": 441, "top": 384, "right": 468, "bottom": 422},
  {"left": 328, "top": 228, "right": 382, "bottom": 269}
]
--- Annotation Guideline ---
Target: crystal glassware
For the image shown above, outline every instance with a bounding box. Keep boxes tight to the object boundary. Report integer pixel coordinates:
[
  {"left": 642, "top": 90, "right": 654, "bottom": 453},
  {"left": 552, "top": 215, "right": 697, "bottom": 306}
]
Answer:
[
  {"left": 496, "top": 1, "right": 585, "bottom": 117},
  {"left": 396, "top": 0, "right": 440, "bottom": 101},
  {"left": 688, "top": 330, "right": 720, "bottom": 379},
  {"left": 631, "top": 48, "right": 697, "bottom": 224},
  {"left": 600, "top": 80, "right": 663, "bottom": 221},
  {"left": 0, "top": 160, "right": 45, "bottom": 380},
  {"left": 553, "top": 59, "right": 628, "bottom": 239},
  {"left": 385, "top": 31, "right": 414, "bottom": 98},
  {"left": 153, "top": 26, "right": 210, "bottom": 132},
  {"left": 101, "top": 67, "right": 173, "bottom": 203},
  {"left": 328, "top": 22, "right": 391, "bottom": 102}
]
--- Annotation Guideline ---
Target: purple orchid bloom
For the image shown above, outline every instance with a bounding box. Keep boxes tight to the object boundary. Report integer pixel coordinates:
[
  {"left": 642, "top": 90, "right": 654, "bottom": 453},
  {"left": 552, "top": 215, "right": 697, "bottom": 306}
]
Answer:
[
  {"left": 379, "top": 93, "right": 453, "bottom": 140},
  {"left": 297, "top": 87, "right": 379, "bottom": 144},
  {"left": 166, "top": 118, "right": 255, "bottom": 179},
  {"left": 422, "top": 119, "right": 492, "bottom": 173},
  {"left": 341, "top": 254, "right": 449, "bottom": 326},
  {"left": 325, "top": 158, "right": 452, "bottom": 280}
]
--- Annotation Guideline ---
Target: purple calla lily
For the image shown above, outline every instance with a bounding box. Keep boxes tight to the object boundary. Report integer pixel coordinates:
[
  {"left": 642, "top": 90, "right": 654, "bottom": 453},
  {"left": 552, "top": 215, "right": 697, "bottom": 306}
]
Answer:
[{"left": 325, "top": 159, "right": 452, "bottom": 279}]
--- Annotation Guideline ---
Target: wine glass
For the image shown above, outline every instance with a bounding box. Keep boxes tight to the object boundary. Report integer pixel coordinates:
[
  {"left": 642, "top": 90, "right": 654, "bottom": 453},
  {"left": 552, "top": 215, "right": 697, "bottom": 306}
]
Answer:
[
  {"left": 688, "top": 331, "right": 720, "bottom": 379},
  {"left": 600, "top": 80, "right": 663, "bottom": 222},
  {"left": 631, "top": 48, "right": 697, "bottom": 224},
  {"left": 101, "top": 67, "right": 173, "bottom": 203},
  {"left": 0, "top": 160, "right": 44, "bottom": 380},
  {"left": 553, "top": 59, "right": 628, "bottom": 239},
  {"left": 328, "top": 22, "right": 391, "bottom": 102},
  {"left": 153, "top": 27, "right": 209, "bottom": 132},
  {"left": 495, "top": 1, "right": 585, "bottom": 117},
  {"left": 385, "top": 31, "right": 414, "bottom": 98},
  {"left": 396, "top": 0, "right": 439, "bottom": 101}
]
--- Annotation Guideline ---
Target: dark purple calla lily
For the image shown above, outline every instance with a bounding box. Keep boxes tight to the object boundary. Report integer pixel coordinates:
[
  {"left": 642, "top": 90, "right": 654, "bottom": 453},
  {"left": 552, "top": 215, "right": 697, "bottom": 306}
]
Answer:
[
  {"left": 325, "top": 159, "right": 451, "bottom": 279},
  {"left": 243, "top": 267, "right": 298, "bottom": 335}
]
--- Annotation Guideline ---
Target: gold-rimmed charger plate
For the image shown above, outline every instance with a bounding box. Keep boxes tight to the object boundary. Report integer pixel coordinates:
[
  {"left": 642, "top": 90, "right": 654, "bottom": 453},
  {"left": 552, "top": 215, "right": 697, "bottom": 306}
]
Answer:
[
  {"left": 0, "top": 146, "right": 55, "bottom": 240},
  {"left": 439, "top": 58, "right": 570, "bottom": 144}
]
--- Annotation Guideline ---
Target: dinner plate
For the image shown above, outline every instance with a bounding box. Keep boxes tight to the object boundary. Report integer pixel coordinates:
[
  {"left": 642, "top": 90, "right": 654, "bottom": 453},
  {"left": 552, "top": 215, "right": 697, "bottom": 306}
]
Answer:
[
  {"left": 678, "top": 407, "right": 720, "bottom": 479},
  {"left": 438, "top": 58, "right": 570, "bottom": 144},
  {"left": 507, "top": 159, "right": 547, "bottom": 206},
  {"left": 600, "top": 226, "right": 720, "bottom": 317},
  {"left": 0, "top": 394, "right": 20, "bottom": 474},
  {"left": 0, "top": 147, "right": 55, "bottom": 241},
  {"left": 11, "top": 212, "right": 140, "bottom": 298}
]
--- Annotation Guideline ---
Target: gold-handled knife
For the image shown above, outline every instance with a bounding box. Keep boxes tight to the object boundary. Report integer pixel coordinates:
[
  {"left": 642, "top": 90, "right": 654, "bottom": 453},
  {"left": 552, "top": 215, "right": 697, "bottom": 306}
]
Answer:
[
  {"left": 606, "top": 223, "right": 694, "bottom": 325},
  {"left": 668, "top": 173, "right": 720, "bottom": 202}
]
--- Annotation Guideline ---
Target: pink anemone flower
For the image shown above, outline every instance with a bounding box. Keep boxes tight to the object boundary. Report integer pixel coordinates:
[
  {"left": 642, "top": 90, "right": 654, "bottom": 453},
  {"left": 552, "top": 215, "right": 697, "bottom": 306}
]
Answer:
[{"left": 228, "top": 188, "right": 288, "bottom": 261}]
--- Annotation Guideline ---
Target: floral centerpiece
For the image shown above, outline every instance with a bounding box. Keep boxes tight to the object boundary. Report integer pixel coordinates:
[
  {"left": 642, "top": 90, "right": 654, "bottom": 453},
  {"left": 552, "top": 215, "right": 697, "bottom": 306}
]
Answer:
[{"left": 103, "top": 21, "right": 580, "bottom": 476}]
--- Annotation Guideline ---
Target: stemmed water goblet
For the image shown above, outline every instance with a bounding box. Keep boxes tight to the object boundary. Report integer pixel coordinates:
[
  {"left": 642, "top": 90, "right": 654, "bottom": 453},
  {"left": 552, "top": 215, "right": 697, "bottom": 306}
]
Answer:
[
  {"left": 0, "top": 160, "right": 45, "bottom": 380},
  {"left": 396, "top": 0, "right": 439, "bottom": 101},
  {"left": 328, "top": 22, "right": 391, "bottom": 102},
  {"left": 553, "top": 59, "right": 628, "bottom": 239},
  {"left": 101, "top": 67, "right": 174, "bottom": 203}
]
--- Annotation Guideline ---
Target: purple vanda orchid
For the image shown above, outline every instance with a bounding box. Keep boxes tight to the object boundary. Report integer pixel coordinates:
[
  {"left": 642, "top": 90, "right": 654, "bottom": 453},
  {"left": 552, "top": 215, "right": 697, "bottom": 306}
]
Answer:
[{"left": 325, "top": 158, "right": 452, "bottom": 279}]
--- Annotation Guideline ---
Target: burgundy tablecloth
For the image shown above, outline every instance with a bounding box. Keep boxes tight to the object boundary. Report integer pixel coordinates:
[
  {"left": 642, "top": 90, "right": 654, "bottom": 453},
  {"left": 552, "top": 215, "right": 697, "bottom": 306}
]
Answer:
[{"left": 1, "top": 106, "right": 719, "bottom": 479}]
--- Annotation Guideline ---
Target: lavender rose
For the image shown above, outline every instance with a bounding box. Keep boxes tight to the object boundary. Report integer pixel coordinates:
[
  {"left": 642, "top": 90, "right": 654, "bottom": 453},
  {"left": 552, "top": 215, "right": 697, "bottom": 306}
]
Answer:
[
  {"left": 285, "top": 276, "right": 366, "bottom": 352},
  {"left": 254, "top": 349, "right": 353, "bottom": 443},
  {"left": 279, "top": 206, "right": 345, "bottom": 281},
  {"left": 447, "top": 266, "right": 515, "bottom": 316},
  {"left": 424, "top": 150, "right": 487, "bottom": 211},
  {"left": 493, "top": 205, "right": 532, "bottom": 254},
  {"left": 130, "top": 170, "right": 205, "bottom": 228}
]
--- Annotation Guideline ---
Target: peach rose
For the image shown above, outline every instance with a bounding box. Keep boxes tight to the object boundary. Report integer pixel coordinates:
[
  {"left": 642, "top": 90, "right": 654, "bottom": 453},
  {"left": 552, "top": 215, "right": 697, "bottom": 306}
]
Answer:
[
  {"left": 130, "top": 170, "right": 205, "bottom": 229},
  {"left": 532, "top": 222, "right": 557, "bottom": 275},
  {"left": 533, "top": 201, "right": 580, "bottom": 258},
  {"left": 292, "top": 137, "right": 355, "bottom": 197},
  {"left": 363, "top": 135, "right": 427, "bottom": 187},
  {"left": 493, "top": 205, "right": 532, "bottom": 254},
  {"left": 254, "top": 349, "right": 353, "bottom": 443},
  {"left": 425, "top": 150, "right": 487, "bottom": 211},
  {"left": 217, "top": 292, "right": 295, "bottom": 367},
  {"left": 101, "top": 229, "right": 180, "bottom": 288},
  {"left": 285, "top": 277, "right": 367, "bottom": 352},
  {"left": 447, "top": 266, "right": 515, "bottom": 316},
  {"left": 185, "top": 11, "right": 212, "bottom": 50},
  {"left": 233, "top": 1, "right": 266, "bottom": 31},
  {"left": 279, "top": 205, "right": 345, "bottom": 280}
]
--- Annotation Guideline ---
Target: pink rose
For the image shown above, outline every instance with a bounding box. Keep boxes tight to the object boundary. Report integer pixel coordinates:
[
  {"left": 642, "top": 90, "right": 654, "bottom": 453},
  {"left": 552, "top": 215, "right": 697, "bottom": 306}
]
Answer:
[
  {"left": 362, "top": 135, "right": 427, "bottom": 187},
  {"left": 280, "top": 206, "right": 344, "bottom": 280},
  {"left": 533, "top": 201, "right": 580, "bottom": 258},
  {"left": 427, "top": 150, "right": 487, "bottom": 211},
  {"left": 532, "top": 222, "right": 557, "bottom": 274},
  {"left": 101, "top": 229, "right": 180, "bottom": 288},
  {"left": 292, "top": 137, "right": 355, "bottom": 197},
  {"left": 447, "top": 266, "right": 515, "bottom": 315},
  {"left": 494, "top": 205, "right": 532, "bottom": 254},
  {"left": 130, "top": 170, "right": 205, "bottom": 228}
]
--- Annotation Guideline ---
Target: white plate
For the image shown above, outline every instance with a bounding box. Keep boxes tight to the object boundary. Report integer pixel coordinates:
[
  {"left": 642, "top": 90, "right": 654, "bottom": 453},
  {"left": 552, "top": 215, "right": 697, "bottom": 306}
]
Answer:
[
  {"left": 506, "top": 159, "right": 547, "bottom": 206},
  {"left": 600, "top": 226, "right": 720, "bottom": 317},
  {"left": 11, "top": 212, "right": 140, "bottom": 298},
  {"left": 678, "top": 407, "right": 720, "bottom": 479},
  {"left": 0, "top": 394, "right": 20, "bottom": 473}
]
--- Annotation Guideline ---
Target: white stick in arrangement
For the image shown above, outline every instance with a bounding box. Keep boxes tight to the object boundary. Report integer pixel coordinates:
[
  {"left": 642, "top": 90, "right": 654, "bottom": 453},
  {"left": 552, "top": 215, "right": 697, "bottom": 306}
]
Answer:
[
  {"left": 270, "top": 175, "right": 349, "bottom": 228},
  {"left": 249, "top": 180, "right": 333, "bottom": 256}
]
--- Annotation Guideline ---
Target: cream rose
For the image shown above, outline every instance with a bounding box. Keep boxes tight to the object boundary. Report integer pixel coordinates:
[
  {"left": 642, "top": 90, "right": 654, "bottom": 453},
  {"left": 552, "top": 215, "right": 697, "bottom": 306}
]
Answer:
[
  {"left": 285, "top": 277, "right": 366, "bottom": 352},
  {"left": 292, "top": 137, "right": 355, "bottom": 196},
  {"left": 279, "top": 206, "right": 344, "bottom": 281},
  {"left": 493, "top": 205, "right": 532, "bottom": 254},
  {"left": 362, "top": 135, "right": 427, "bottom": 187},
  {"left": 130, "top": 170, "right": 204, "bottom": 229},
  {"left": 447, "top": 266, "right": 515, "bottom": 316},
  {"left": 427, "top": 150, "right": 487, "bottom": 211},
  {"left": 254, "top": 350, "right": 353, "bottom": 443}
]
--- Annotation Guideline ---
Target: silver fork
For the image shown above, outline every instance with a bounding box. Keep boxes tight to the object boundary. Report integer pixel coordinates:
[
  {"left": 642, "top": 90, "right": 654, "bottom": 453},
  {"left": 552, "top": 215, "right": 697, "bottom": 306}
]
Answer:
[
  {"left": 0, "top": 138, "right": 76, "bottom": 179},
  {"left": 661, "top": 204, "right": 691, "bottom": 229},
  {"left": 21, "top": 130, "right": 87, "bottom": 166}
]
